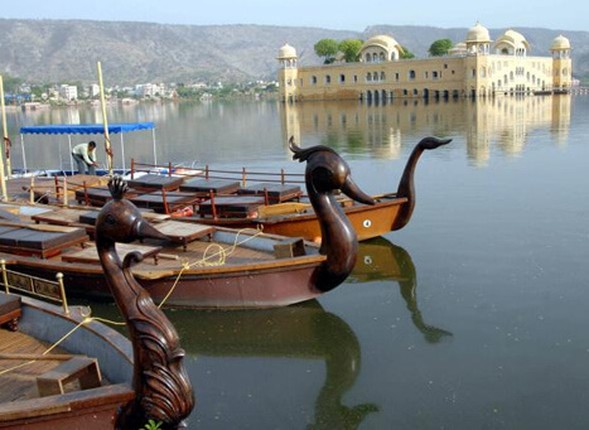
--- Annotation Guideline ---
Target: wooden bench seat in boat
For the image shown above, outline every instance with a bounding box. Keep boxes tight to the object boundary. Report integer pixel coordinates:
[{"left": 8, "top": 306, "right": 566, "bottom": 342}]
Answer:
[
  {"left": 78, "top": 209, "right": 170, "bottom": 227},
  {"left": 75, "top": 186, "right": 140, "bottom": 207},
  {"left": 0, "top": 293, "right": 22, "bottom": 332},
  {"left": 0, "top": 224, "right": 89, "bottom": 258},
  {"left": 129, "top": 190, "right": 200, "bottom": 214},
  {"left": 154, "top": 220, "right": 215, "bottom": 251},
  {"left": 179, "top": 178, "right": 241, "bottom": 195},
  {"left": 127, "top": 174, "right": 185, "bottom": 191},
  {"left": 61, "top": 243, "right": 162, "bottom": 265},
  {"left": 198, "top": 195, "right": 265, "bottom": 218},
  {"left": 32, "top": 207, "right": 99, "bottom": 227},
  {"left": 36, "top": 356, "right": 102, "bottom": 397},
  {"left": 237, "top": 182, "right": 302, "bottom": 204}
]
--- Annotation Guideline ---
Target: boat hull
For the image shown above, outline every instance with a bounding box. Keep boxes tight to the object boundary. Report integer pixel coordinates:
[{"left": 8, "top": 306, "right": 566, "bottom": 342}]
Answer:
[
  {"left": 10, "top": 258, "right": 325, "bottom": 309},
  {"left": 188, "top": 195, "right": 408, "bottom": 243}
]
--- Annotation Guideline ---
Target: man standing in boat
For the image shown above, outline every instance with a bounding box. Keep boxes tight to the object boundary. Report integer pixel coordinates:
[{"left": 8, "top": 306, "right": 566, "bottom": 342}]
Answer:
[{"left": 72, "top": 141, "right": 98, "bottom": 175}]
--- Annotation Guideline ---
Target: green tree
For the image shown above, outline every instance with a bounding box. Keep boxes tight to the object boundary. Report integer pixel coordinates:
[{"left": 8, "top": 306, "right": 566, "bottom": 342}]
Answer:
[
  {"left": 399, "top": 46, "right": 415, "bottom": 59},
  {"left": 314, "top": 38, "right": 339, "bottom": 64},
  {"left": 428, "top": 39, "right": 453, "bottom": 56},
  {"left": 1, "top": 75, "right": 23, "bottom": 93},
  {"left": 338, "top": 39, "right": 363, "bottom": 62}
]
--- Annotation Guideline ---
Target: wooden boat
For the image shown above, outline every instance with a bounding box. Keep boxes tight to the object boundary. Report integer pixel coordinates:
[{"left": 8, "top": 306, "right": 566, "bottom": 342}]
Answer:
[
  {"left": 0, "top": 180, "right": 194, "bottom": 428},
  {"left": 0, "top": 144, "right": 374, "bottom": 309},
  {"left": 35, "top": 136, "right": 449, "bottom": 242},
  {"left": 0, "top": 292, "right": 137, "bottom": 429},
  {"left": 120, "top": 136, "right": 450, "bottom": 242}
]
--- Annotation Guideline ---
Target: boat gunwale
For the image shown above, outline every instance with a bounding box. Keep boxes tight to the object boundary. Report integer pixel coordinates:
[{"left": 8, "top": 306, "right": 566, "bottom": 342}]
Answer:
[{"left": 0, "top": 383, "right": 134, "bottom": 424}]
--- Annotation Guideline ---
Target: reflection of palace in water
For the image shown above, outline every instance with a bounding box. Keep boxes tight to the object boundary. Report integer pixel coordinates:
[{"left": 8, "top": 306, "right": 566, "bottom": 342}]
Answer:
[{"left": 281, "top": 94, "right": 571, "bottom": 166}]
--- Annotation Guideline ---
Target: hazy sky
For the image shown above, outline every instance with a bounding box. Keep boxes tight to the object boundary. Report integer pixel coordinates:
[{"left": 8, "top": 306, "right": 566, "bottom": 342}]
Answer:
[{"left": 1, "top": 0, "right": 587, "bottom": 32}]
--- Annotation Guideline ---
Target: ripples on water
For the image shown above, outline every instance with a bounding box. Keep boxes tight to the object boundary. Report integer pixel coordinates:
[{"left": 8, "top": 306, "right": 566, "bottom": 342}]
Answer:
[{"left": 12, "top": 95, "right": 589, "bottom": 429}]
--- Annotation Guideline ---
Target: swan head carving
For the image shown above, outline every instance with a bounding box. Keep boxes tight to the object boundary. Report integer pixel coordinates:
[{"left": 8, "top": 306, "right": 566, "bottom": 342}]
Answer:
[
  {"left": 289, "top": 136, "right": 374, "bottom": 205},
  {"left": 96, "top": 176, "right": 168, "bottom": 245}
]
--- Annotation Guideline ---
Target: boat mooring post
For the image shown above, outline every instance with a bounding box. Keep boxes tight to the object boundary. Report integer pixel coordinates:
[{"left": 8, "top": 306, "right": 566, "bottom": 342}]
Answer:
[
  {"left": 0, "top": 75, "right": 8, "bottom": 200},
  {"left": 97, "top": 61, "right": 113, "bottom": 175}
]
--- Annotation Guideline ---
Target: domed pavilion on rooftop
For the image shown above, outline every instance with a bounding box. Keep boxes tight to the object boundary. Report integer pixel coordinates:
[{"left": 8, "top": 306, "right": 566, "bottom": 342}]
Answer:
[
  {"left": 494, "top": 29, "right": 530, "bottom": 56},
  {"left": 359, "top": 35, "right": 404, "bottom": 62}
]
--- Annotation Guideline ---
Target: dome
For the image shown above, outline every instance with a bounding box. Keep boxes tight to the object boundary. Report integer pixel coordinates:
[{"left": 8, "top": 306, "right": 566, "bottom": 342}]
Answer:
[
  {"left": 495, "top": 29, "right": 529, "bottom": 50},
  {"left": 277, "top": 43, "right": 297, "bottom": 59},
  {"left": 551, "top": 34, "right": 571, "bottom": 50},
  {"left": 361, "top": 35, "right": 403, "bottom": 53},
  {"left": 466, "top": 22, "right": 491, "bottom": 43},
  {"left": 448, "top": 42, "right": 467, "bottom": 56}
]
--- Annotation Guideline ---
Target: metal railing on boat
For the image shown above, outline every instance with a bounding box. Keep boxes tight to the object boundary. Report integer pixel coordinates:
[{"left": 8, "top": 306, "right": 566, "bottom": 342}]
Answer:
[
  {"left": 130, "top": 159, "right": 306, "bottom": 186},
  {"left": 0, "top": 260, "right": 69, "bottom": 314}
]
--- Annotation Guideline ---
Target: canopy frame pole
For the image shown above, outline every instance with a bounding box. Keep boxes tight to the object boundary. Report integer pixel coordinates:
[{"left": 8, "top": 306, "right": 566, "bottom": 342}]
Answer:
[
  {"left": 68, "top": 134, "right": 74, "bottom": 175},
  {"left": 0, "top": 76, "right": 8, "bottom": 200},
  {"left": 152, "top": 129, "right": 158, "bottom": 166},
  {"left": 120, "top": 133, "right": 126, "bottom": 171},
  {"left": 20, "top": 134, "right": 27, "bottom": 173},
  {"left": 97, "top": 61, "right": 113, "bottom": 175}
]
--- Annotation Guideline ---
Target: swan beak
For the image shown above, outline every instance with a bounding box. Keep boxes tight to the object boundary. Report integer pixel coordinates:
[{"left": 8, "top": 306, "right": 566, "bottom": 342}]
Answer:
[
  {"left": 135, "top": 218, "right": 169, "bottom": 241},
  {"left": 342, "top": 177, "right": 375, "bottom": 205}
]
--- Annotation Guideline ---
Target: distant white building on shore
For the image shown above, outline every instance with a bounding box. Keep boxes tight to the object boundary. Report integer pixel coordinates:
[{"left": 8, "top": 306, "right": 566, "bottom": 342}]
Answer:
[
  {"left": 59, "top": 84, "right": 78, "bottom": 101},
  {"left": 135, "top": 83, "right": 165, "bottom": 97}
]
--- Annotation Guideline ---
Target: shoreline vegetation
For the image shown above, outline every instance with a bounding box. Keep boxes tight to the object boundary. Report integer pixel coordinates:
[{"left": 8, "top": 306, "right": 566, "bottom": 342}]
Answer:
[{"left": 2, "top": 75, "right": 280, "bottom": 109}]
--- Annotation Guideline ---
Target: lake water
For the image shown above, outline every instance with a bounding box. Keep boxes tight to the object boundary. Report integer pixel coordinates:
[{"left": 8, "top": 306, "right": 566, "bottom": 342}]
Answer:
[{"left": 6, "top": 95, "right": 589, "bottom": 429}]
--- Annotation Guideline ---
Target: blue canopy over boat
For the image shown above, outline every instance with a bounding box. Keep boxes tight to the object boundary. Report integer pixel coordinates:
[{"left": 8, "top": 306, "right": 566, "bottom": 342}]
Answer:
[
  {"left": 17, "top": 122, "right": 158, "bottom": 173},
  {"left": 20, "top": 122, "right": 155, "bottom": 135}
]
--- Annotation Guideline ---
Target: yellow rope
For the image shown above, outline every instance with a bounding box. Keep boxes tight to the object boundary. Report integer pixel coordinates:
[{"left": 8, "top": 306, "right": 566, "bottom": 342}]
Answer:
[{"left": 0, "top": 314, "right": 125, "bottom": 376}]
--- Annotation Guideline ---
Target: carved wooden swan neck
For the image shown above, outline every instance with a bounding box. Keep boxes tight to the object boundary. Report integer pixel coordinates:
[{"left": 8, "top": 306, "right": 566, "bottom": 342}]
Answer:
[
  {"left": 308, "top": 181, "right": 358, "bottom": 292},
  {"left": 96, "top": 180, "right": 194, "bottom": 429},
  {"left": 290, "top": 140, "right": 374, "bottom": 293},
  {"left": 393, "top": 136, "right": 451, "bottom": 230}
]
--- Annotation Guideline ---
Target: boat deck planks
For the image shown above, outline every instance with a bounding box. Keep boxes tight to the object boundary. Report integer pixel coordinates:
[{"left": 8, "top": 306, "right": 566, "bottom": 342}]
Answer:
[
  {"left": 0, "top": 329, "right": 65, "bottom": 403},
  {"left": 61, "top": 243, "right": 162, "bottom": 265}
]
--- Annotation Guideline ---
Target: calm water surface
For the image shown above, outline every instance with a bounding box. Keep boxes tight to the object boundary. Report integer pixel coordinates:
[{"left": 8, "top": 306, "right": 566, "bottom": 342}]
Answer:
[{"left": 7, "top": 95, "right": 589, "bottom": 429}]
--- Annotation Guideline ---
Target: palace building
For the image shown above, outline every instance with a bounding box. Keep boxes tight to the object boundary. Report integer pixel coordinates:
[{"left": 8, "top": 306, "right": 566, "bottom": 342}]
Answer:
[{"left": 277, "top": 23, "right": 572, "bottom": 102}]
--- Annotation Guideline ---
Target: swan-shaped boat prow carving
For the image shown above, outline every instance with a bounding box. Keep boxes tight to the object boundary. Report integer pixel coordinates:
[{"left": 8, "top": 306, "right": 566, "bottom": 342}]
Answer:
[
  {"left": 96, "top": 175, "right": 194, "bottom": 429},
  {"left": 289, "top": 137, "right": 375, "bottom": 292},
  {"left": 393, "top": 136, "right": 451, "bottom": 230}
]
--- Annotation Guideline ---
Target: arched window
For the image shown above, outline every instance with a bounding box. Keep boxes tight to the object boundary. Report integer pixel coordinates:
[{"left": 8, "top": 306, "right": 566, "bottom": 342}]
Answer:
[
  {"left": 380, "top": 71, "right": 385, "bottom": 81},
  {"left": 311, "top": 76, "right": 317, "bottom": 85},
  {"left": 409, "top": 70, "right": 416, "bottom": 80},
  {"left": 379, "top": 52, "right": 385, "bottom": 62},
  {"left": 372, "top": 53, "right": 378, "bottom": 62},
  {"left": 366, "top": 73, "right": 372, "bottom": 82},
  {"left": 373, "top": 72, "right": 378, "bottom": 81},
  {"left": 340, "top": 74, "right": 345, "bottom": 83},
  {"left": 325, "top": 75, "right": 331, "bottom": 84}
]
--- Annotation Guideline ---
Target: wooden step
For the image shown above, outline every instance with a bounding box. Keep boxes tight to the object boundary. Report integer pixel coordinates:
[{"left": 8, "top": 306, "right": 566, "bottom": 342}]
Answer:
[{"left": 36, "top": 356, "right": 102, "bottom": 397}]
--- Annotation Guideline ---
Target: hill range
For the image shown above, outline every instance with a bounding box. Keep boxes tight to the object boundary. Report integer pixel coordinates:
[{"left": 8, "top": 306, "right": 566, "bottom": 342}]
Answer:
[{"left": 0, "top": 19, "right": 587, "bottom": 85}]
